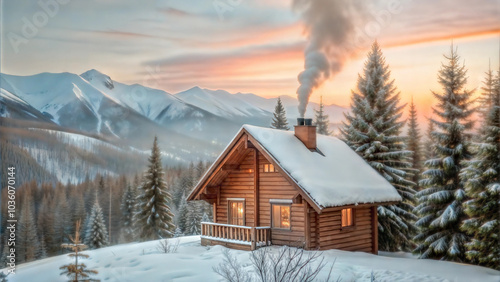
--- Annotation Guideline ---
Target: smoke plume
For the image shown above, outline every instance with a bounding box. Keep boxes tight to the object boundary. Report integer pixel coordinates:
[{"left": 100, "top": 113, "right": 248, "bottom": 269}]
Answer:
[{"left": 294, "top": 0, "right": 364, "bottom": 117}]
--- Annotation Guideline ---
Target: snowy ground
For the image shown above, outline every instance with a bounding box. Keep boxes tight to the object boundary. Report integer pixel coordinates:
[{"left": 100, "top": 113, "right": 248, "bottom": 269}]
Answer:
[{"left": 3, "top": 236, "right": 499, "bottom": 282}]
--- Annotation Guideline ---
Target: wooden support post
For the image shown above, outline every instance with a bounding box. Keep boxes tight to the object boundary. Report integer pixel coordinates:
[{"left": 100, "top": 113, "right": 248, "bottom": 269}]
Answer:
[
  {"left": 213, "top": 203, "right": 217, "bottom": 222},
  {"left": 251, "top": 228, "right": 256, "bottom": 250},
  {"left": 371, "top": 206, "right": 379, "bottom": 255},
  {"left": 304, "top": 201, "right": 311, "bottom": 250},
  {"left": 254, "top": 149, "right": 260, "bottom": 227}
]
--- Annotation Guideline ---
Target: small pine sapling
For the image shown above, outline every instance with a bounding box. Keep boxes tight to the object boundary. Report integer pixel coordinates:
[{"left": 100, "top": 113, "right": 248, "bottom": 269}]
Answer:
[{"left": 60, "top": 220, "right": 99, "bottom": 282}]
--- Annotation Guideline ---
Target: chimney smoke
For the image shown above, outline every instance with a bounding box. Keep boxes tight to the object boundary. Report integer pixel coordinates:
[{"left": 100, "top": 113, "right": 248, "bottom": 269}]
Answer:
[{"left": 293, "top": 0, "right": 366, "bottom": 117}]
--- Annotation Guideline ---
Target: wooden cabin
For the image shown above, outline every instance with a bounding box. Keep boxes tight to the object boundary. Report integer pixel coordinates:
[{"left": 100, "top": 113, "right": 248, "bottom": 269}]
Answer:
[{"left": 188, "top": 118, "right": 401, "bottom": 253}]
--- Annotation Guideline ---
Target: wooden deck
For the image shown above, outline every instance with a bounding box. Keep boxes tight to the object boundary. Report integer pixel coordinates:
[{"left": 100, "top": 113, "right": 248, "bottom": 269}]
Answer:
[{"left": 200, "top": 222, "right": 271, "bottom": 251}]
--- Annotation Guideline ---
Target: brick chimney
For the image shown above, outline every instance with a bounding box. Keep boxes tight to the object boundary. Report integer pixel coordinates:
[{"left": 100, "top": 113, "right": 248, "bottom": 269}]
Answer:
[{"left": 294, "top": 118, "right": 316, "bottom": 149}]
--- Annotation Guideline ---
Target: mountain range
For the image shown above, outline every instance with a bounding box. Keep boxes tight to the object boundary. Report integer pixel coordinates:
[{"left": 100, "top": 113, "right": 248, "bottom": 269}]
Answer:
[{"left": 1, "top": 69, "right": 348, "bottom": 145}]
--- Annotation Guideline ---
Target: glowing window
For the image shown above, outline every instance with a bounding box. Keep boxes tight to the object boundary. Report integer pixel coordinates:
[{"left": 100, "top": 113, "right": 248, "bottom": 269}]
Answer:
[
  {"left": 272, "top": 204, "right": 291, "bottom": 229},
  {"left": 229, "top": 200, "right": 245, "bottom": 225},
  {"left": 341, "top": 208, "right": 354, "bottom": 227},
  {"left": 264, "top": 164, "right": 276, "bottom": 173}
]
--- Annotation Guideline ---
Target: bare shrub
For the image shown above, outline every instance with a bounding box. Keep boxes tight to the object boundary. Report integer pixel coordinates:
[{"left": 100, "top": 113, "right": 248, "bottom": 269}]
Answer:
[
  {"left": 213, "top": 249, "right": 251, "bottom": 282},
  {"left": 156, "top": 239, "right": 180, "bottom": 254},
  {"left": 214, "top": 246, "right": 335, "bottom": 282}
]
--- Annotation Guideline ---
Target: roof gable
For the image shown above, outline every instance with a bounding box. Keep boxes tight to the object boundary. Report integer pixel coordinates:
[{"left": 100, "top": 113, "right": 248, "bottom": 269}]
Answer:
[{"left": 188, "top": 125, "right": 402, "bottom": 210}]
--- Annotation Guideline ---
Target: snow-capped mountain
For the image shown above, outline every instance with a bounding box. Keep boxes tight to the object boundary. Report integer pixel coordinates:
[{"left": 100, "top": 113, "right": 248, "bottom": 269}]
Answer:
[
  {"left": 176, "top": 86, "right": 271, "bottom": 122},
  {"left": 0, "top": 88, "right": 54, "bottom": 122},
  {"left": 79, "top": 70, "right": 243, "bottom": 142},
  {"left": 1, "top": 69, "right": 348, "bottom": 153},
  {"left": 234, "top": 92, "right": 348, "bottom": 125},
  {"left": 1, "top": 72, "right": 217, "bottom": 154}
]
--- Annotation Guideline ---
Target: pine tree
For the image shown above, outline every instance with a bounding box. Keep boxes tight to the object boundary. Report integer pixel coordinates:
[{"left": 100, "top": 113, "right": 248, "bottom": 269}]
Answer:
[
  {"left": 174, "top": 228, "right": 183, "bottom": 238},
  {"left": 414, "top": 45, "right": 475, "bottom": 262},
  {"left": 341, "top": 41, "right": 417, "bottom": 251},
  {"left": 202, "top": 212, "right": 211, "bottom": 223},
  {"left": 120, "top": 183, "right": 136, "bottom": 242},
  {"left": 37, "top": 194, "right": 56, "bottom": 255},
  {"left": 17, "top": 194, "right": 40, "bottom": 262},
  {"left": 186, "top": 202, "right": 202, "bottom": 235},
  {"left": 176, "top": 194, "right": 189, "bottom": 234},
  {"left": 53, "top": 184, "right": 71, "bottom": 253},
  {"left": 85, "top": 199, "right": 109, "bottom": 249},
  {"left": 60, "top": 220, "right": 99, "bottom": 282},
  {"left": 461, "top": 69, "right": 500, "bottom": 269},
  {"left": 407, "top": 98, "right": 423, "bottom": 190},
  {"left": 134, "top": 136, "right": 176, "bottom": 240},
  {"left": 271, "top": 97, "right": 289, "bottom": 130},
  {"left": 424, "top": 118, "right": 438, "bottom": 162},
  {"left": 477, "top": 64, "right": 496, "bottom": 122},
  {"left": 314, "top": 96, "right": 332, "bottom": 135},
  {"left": 39, "top": 235, "right": 48, "bottom": 259}
]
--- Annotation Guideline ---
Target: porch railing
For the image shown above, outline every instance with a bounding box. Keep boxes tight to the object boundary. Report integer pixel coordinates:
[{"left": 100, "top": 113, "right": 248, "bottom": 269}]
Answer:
[{"left": 201, "top": 222, "right": 271, "bottom": 250}]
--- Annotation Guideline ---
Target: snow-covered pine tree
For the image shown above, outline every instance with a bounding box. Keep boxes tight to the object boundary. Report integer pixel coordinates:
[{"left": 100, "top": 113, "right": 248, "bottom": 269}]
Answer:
[
  {"left": 314, "top": 96, "right": 332, "bottom": 135},
  {"left": 185, "top": 202, "right": 202, "bottom": 235},
  {"left": 340, "top": 41, "right": 417, "bottom": 251},
  {"left": 174, "top": 227, "right": 183, "bottom": 238},
  {"left": 414, "top": 45, "right": 475, "bottom": 262},
  {"left": 202, "top": 212, "right": 211, "bottom": 223},
  {"left": 60, "top": 220, "right": 98, "bottom": 282},
  {"left": 85, "top": 199, "right": 109, "bottom": 249},
  {"left": 134, "top": 136, "right": 176, "bottom": 240},
  {"left": 423, "top": 118, "right": 438, "bottom": 162},
  {"left": 173, "top": 163, "right": 194, "bottom": 209},
  {"left": 477, "top": 64, "right": 496, "bottom": 123},
  {"left": 17, "top": 194, "right": 40, "bottom": 262},
  {"left": 271, "top": 97, "right": 289, "bottom": 130},
  {"left": 407, "top": 98, "right": 423, "bottom": 190},
  {"left": 461, "top": 68, "right": 500, "bottom": 269},
  {"left": 121, "top": 183, "right": 136, "bottom": 242},
  {"left": 39, "top": 235, "right": 48, "bottom": 259},
  {"left": 176, "top": 194, "right": 189, "bottom": 235}
]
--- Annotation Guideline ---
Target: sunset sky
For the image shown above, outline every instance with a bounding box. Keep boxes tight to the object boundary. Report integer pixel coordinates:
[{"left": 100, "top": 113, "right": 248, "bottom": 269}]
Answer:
[{"left": 2, "top": 0, "right": 499, "bottom": 123}]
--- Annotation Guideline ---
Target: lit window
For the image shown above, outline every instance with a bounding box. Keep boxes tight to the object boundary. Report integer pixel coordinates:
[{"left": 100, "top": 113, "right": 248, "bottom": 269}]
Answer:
[
  {"left": 229, "top": 200, "right": 245, "bottom": 225},
  {"left": 341, "top": 208, "right": 354, "bottom": 227},
  {"left": 272, "top": 204, "right": 291, "bottom": 229},
  {"left": 264, "top": 164, "right": 276, "bottom": 173}
]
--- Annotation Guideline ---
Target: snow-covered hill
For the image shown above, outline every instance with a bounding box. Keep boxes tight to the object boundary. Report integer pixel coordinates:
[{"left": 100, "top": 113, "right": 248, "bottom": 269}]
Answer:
[{"left": 4, "top": 236, "right": 499, "bottom": 282}]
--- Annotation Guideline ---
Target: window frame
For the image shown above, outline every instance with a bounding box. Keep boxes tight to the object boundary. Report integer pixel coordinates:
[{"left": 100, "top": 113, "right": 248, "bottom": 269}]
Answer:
[
  {"left": 341, "top": 208, "right": 356, "bottom": 230},
  {"left": 227, "top": 198, "right": 246, "bottom": 226},
  {"left": 263, "top": 163, "right": 277, "bottom": 173},
  {"left": 270, "top": 202, "right": 292, "bottom": 230}
]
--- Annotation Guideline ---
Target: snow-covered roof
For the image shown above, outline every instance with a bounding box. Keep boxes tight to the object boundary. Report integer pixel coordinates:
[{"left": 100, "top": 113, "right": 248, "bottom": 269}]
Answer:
[{"left": 243, "top": 125, "right": 401, "bottom": 208}]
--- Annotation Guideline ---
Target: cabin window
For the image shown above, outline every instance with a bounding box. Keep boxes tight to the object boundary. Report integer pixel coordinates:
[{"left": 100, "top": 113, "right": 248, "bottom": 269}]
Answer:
[
  {"left": 228, "top": 199, "right": 245, "bottom": 225},
  {"left": 264, "top": 164, "right": 277, "bottom": 173},
  {"left": 271, "top": 204, "right": 291, "bottom": 229},
  {"left": 341, "top": 208, "right": 354, "bottom": 227}
]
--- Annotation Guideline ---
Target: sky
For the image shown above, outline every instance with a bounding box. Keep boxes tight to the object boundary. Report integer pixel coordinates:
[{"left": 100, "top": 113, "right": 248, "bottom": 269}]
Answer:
[{"left": 1, "top": 0, "right": 499, "bottom": 123}]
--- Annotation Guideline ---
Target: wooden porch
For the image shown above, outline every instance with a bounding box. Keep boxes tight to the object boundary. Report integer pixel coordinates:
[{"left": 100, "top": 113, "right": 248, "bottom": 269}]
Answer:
[{"left": 200, "top": 222, "right": 271, "bottom": 251}]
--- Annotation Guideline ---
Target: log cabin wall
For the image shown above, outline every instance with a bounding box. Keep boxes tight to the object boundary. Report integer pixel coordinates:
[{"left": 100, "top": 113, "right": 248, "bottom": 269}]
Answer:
[
  {"left": 258, "top": 153, "right": 305, "bottom": 246},
  {"left": 316, "top": 206, "right": 374, "bottom": 252},
  {"left": 215, "top": 151, "right": 256, "bottom": 226}
]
